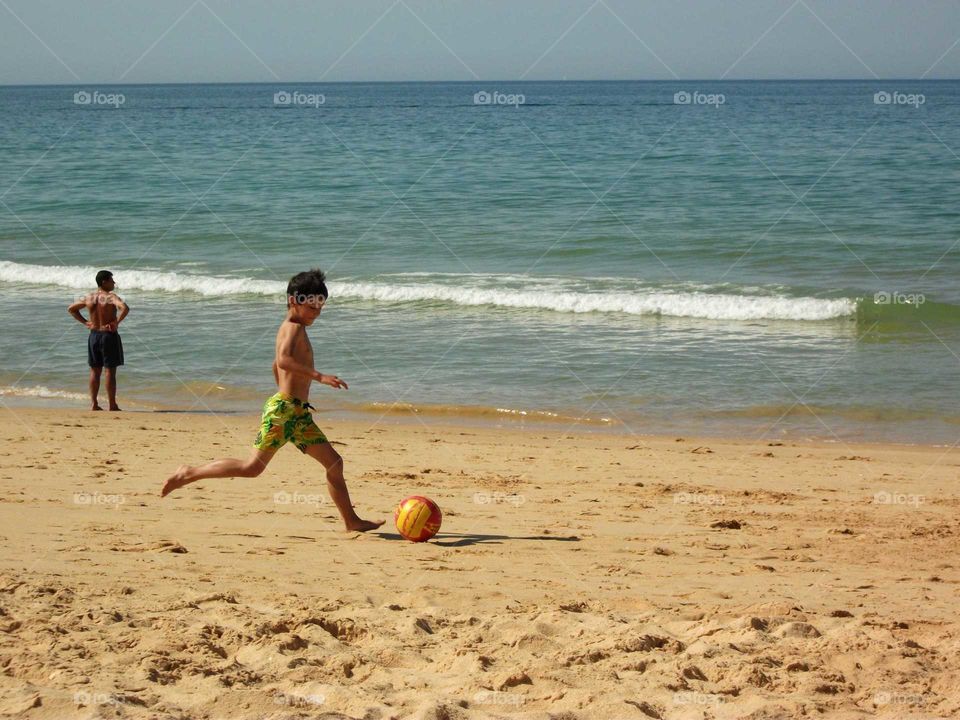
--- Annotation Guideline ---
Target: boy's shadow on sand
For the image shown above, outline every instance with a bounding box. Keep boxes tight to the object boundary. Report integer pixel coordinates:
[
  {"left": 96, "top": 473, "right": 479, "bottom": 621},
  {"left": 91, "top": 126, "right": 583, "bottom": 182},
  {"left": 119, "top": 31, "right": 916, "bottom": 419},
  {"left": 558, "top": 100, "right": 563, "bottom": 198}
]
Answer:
[{"left": 374, "top": 532, "right": 580, "bottom": 547}]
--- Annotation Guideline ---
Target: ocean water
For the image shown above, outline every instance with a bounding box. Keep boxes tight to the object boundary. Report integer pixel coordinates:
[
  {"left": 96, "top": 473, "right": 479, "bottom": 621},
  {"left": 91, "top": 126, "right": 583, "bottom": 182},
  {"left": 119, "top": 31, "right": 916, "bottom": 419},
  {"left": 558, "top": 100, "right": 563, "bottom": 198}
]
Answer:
[{"left": 1, "top": 81, "right": 958, "bottom": 443}]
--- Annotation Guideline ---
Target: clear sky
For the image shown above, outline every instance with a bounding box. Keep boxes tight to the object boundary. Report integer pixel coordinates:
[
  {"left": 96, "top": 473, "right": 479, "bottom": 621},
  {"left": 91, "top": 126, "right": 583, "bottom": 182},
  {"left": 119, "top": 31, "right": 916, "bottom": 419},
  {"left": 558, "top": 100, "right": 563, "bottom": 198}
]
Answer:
[{"left": 1, "top": 0, "right": 958, "bottom": 84}]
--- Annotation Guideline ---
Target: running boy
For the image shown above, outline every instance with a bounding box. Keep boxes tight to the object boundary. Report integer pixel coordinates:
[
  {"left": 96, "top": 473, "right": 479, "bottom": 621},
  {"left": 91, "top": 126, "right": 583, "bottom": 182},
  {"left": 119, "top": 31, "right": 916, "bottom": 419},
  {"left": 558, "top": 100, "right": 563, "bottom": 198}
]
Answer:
[{"left": 161, "top": 269, "right": 383, "bottom": 532}]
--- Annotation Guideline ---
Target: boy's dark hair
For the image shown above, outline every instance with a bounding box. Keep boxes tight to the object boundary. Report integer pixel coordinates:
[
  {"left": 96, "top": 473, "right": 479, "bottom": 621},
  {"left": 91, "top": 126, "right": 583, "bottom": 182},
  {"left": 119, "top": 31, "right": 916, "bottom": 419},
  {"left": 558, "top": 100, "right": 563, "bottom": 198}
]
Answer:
[
  {"left": 95, "top": 270, "right": 113, "bottom": 288},
  {"left": 287, "top": 268, "right": 328, "bottom": 304}
]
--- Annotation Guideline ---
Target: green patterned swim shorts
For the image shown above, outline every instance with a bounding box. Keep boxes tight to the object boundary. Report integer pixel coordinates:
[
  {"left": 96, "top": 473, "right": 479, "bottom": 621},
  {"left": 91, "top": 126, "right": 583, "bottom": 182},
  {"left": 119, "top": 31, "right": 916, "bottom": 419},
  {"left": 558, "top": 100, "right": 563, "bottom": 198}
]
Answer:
[{"left": 253, "top": 392, "right": 328, "bottom": 452}]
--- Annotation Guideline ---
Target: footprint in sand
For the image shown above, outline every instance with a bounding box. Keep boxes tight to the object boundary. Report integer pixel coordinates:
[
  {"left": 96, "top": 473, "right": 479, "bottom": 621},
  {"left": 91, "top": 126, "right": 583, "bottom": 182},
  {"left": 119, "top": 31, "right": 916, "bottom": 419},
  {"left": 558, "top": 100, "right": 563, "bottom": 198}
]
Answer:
[
  {"left": 711, "top": 520, "right": 742, "bottom": 530},
  {"left": 110, "top": 541, "right": 187, "bottom": 553}
]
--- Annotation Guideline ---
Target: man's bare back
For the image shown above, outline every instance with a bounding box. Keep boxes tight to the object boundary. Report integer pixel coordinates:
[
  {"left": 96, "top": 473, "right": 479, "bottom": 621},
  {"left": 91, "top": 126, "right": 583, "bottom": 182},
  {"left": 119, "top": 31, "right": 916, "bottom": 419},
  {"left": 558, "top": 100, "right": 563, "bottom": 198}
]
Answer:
[{"left": 85, "top": 290, "right": 122, "bottom": 331}]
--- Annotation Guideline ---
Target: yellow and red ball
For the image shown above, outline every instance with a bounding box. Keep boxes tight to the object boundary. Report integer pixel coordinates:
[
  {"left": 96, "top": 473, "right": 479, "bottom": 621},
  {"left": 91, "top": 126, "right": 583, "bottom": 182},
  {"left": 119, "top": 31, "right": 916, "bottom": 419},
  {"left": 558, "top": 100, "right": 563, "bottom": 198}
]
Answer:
[{"left": 394, "top": 495, "right": 442, "bottom": 542}]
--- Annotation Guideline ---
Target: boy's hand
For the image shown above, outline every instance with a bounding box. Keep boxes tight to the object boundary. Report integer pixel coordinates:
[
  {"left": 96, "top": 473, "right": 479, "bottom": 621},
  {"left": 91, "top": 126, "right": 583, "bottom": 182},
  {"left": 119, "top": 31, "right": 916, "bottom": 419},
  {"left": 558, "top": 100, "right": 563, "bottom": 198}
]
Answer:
[{"left": 318, "top": 373, "right": 348, "bottom": 390}]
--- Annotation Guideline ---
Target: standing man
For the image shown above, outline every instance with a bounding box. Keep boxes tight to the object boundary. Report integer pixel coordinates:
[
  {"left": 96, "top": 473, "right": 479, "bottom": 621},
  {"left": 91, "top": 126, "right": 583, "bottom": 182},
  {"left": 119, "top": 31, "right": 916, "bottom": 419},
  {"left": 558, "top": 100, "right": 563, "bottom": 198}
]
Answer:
[{"left": 68, "top": 270, "right": 129, "bottom": 411}]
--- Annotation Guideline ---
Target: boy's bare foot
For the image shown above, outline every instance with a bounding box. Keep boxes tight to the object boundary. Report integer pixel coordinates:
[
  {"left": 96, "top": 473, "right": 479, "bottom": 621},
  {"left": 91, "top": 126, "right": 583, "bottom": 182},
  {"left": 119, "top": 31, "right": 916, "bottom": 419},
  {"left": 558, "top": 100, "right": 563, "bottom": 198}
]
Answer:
[
  {"left": 344, "top": 518, "right": 385, "bottom": 533},
  {"left": 92, "top": 405, "right": 103, "bottom": 411},
  {"left": 161, "top": 465, "right": 191, "bottom": 497},
  {"left": 109, "top": 406, "right": 122, "bottom": 411}
]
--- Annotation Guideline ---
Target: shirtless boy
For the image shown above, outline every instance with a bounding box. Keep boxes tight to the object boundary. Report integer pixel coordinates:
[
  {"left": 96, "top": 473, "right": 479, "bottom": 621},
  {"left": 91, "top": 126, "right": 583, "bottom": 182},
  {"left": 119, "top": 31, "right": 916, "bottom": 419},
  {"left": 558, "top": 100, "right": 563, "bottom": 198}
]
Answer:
[
  {"left": 67, "top": 270, "right": 129, "bottom": 411},
  {"left": 161, "top": 269, "right": 383, "bottom": 533}
]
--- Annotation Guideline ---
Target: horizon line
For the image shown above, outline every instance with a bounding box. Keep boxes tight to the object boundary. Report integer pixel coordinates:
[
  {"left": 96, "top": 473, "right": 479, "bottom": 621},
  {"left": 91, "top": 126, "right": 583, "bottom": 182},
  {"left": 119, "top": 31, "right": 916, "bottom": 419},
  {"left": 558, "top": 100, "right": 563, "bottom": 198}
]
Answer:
[{"left": 1, "top": 77, "right": 957, "bottom": 88}]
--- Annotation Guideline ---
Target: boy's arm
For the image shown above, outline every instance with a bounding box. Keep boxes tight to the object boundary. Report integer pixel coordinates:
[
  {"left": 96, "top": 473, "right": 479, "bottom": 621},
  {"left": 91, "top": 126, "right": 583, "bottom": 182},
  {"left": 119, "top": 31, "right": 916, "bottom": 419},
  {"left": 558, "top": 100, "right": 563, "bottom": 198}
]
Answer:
[
  {"left": 275, "top": 323, "right": 348, "bottom": 389},
  {"left": 67, "top": 297, "right": 92, "bottom": 328}
]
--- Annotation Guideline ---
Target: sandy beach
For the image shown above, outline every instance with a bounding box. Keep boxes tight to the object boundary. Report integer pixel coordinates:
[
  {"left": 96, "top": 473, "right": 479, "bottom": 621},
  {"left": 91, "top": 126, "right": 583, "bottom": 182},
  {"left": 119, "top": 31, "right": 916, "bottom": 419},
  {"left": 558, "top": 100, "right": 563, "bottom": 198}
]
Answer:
[{"left": 0, "top": 407, "right": 958, "bottom": 719}]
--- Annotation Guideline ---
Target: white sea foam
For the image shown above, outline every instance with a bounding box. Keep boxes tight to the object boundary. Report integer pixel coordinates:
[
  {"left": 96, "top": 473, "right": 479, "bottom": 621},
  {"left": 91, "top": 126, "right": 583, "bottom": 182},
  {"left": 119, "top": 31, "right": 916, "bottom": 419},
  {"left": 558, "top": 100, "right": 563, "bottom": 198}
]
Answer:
[
  {"left": 0, "top": 260, "right": 282, "bottom": 297},
  {"left": 0, "top": 261, "right": 856, "bottom": 321},
  {"left": 337, "top": 281, "right": 855, "bottom": 320},
  {"left": 0, "top": 385, "right": 88, "bottom": 401}
]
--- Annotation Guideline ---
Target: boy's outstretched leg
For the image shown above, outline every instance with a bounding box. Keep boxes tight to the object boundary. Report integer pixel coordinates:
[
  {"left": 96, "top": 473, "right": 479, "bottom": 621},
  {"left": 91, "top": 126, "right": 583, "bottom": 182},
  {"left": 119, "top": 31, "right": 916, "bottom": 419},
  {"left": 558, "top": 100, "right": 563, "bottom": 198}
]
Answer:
[
  {"left": 162, "top": 448, "right": 275, "bottom": 497},
  {"left": 305, "top": 442, "right": 383, "bottom": 532}
]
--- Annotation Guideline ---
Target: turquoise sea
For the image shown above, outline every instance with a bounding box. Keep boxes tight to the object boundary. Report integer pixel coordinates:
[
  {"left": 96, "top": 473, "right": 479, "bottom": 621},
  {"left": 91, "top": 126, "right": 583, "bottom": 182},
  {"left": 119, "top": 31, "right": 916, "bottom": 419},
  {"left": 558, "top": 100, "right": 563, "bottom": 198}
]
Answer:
[{"left": 1, "top": 81, "right": 958, "bottom": 443}]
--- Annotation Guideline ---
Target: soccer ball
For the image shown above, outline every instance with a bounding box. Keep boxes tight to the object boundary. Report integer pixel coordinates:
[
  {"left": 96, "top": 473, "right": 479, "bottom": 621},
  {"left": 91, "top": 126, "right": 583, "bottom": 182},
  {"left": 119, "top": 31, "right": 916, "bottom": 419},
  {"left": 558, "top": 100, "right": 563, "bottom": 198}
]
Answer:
[{"left": 394, "top": 495, "right": 442, "bottom": 542}]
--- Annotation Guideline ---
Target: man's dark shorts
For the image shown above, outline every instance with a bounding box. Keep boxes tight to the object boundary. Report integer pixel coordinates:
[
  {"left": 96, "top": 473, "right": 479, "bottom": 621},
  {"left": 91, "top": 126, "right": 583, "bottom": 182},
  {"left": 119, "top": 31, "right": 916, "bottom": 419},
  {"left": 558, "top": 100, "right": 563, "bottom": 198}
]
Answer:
[{"left": 88, "top": 331, "right": 124, "bottom": 368}]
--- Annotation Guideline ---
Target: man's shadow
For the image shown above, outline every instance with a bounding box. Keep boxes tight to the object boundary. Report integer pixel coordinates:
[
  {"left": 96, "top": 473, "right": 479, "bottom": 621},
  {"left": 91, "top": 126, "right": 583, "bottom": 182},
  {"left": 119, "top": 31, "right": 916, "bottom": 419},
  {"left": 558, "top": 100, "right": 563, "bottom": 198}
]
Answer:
[{"left": 374, "top": 532, "right": 580, "bottom": 547}]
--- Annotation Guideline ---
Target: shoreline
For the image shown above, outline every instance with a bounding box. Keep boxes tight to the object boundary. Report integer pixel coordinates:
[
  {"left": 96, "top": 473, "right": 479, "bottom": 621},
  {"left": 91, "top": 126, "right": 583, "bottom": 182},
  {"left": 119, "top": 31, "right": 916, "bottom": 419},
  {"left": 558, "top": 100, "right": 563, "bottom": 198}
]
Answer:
[{"left": 1, "top": 392, "right": 957, "bottom": 450}]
